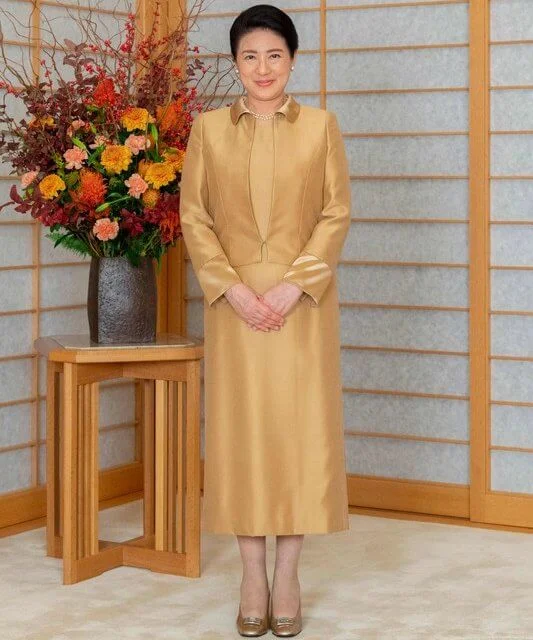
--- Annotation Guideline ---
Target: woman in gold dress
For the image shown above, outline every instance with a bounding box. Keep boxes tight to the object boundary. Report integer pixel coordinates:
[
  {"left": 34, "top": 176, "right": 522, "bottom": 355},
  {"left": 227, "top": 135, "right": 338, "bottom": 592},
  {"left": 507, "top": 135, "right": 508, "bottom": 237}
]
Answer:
[{"left": 180, "top": 4, "right": 351, "bottom": 637}]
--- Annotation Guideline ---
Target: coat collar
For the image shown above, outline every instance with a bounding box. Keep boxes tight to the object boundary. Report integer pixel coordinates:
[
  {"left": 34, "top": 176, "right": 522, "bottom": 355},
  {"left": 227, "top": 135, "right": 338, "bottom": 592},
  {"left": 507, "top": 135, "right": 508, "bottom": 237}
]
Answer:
[{"left": 230, "top": 93, "right": 300, "bottom": 125}]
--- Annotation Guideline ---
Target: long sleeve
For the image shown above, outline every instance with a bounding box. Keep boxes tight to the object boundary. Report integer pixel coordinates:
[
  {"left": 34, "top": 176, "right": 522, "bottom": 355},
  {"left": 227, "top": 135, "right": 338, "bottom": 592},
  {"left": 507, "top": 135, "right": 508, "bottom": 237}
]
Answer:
[
  {"left": 180, "top": 113, "right": 242, "bottom": 306},
  {"left": 282, "top": 111, "right": 351, "bottom": 306}
]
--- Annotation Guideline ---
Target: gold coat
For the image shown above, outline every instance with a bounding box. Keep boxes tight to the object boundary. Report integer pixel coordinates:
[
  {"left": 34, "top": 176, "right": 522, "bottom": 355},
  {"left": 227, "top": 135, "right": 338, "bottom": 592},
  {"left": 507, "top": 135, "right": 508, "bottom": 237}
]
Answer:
[{"left": 180, "top": 94, "right": 351, "bottom": 535}]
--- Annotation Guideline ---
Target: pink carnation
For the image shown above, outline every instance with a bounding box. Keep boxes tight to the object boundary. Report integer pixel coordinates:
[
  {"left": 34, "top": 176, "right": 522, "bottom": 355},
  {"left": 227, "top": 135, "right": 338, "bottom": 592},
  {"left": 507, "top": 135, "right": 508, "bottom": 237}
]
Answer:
[
  {"left": 63, "top": 147, "right": 88, "bottom": 170},
  {"left": 124, "top": 173, "right": 148, "bottom": 198},
  {"left": 67, "top": 119, "right": 86, "bottom": 136},
  {"left": 89, "top": 134, "right": 108, "bottom": 149},
  {"left": 21, "top": 170, "right": 39, "bottom": 188},
  {"left": 124, "top": 134, "right": 151, "bottom": 156},
  {"left": 93, "top": 217, "right": 119, "bottom": 241}
]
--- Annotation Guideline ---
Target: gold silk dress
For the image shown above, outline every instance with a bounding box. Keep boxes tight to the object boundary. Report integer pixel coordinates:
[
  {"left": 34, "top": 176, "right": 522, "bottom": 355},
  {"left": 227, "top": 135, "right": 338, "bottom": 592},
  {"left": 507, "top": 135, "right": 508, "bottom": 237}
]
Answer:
[{"left": 197, "top": 96, "right": 350, "bottom": 536}]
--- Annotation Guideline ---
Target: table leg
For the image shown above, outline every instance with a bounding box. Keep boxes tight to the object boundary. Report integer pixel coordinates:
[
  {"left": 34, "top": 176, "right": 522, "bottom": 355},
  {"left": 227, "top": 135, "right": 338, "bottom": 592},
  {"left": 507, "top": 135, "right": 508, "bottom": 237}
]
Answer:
[
  {"left": 154, "top": 379, "right": 169, "bottom": 551},
  {"left": 62, "top": 363, "right": 79, "bottom": 584},
  {"left": 185, "top": 360, "right": 201, "bottom": 577},
  {"left": 46, "top": 362, "right": 61, "bottom": 558},
  {"left": 142, "top": 380, "right": 155, "bottom": 538}
]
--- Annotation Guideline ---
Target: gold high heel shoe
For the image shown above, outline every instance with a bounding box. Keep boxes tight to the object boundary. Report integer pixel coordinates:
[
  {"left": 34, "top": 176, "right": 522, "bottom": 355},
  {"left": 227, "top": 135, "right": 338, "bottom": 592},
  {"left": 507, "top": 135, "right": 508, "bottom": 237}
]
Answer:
[
  {"left": 236, "top": 588, "right": 270, "bottom": 637},
  {"left": 270, "top": 598, "right": 303, "bottom": 637}
]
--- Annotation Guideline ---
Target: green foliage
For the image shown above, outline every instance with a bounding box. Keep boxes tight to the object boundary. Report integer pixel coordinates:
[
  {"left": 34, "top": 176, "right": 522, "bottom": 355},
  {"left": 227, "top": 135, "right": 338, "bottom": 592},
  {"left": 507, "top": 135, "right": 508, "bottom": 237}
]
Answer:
[{"left": 46, "top": 230, "right": 92, "bottom": 257}]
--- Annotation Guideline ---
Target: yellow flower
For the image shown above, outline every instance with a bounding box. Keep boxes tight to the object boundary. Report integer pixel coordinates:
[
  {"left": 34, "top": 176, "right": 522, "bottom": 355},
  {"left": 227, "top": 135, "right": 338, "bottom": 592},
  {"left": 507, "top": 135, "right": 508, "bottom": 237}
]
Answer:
[
  {"left": 144, "top": 161, "right": 176, "bottom": 189},
  {"left": 121, "top": 107, "right": 150, "bottom": 132},
  {"left": 141, "top": 188, "right": 159, "bottom": 208},
  {"left": 162, "top": 149, "right": 185, "bottom": 172},
  {"left": 38, "top": 174, "right": 66, "bottom": 199},
  {"left": 29, "top": 115, "right": 56, "bottom": 129},
  {"left": 100, "top": 145, "right": 132, "bottom": 174}
]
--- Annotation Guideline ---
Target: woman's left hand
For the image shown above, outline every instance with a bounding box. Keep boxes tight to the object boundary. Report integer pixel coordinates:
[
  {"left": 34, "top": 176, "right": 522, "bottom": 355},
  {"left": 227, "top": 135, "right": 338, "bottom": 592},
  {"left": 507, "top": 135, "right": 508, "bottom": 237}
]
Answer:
[{"left": 246, "top": 282, "right": 303, "bottom": 331}]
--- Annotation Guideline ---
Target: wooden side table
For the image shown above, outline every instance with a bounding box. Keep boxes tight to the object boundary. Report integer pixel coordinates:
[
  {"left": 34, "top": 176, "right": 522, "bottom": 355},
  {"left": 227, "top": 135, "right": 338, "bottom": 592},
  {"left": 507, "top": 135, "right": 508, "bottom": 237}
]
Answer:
[{"left": 35, "top": 334, "right": 204, "bottom": 585}]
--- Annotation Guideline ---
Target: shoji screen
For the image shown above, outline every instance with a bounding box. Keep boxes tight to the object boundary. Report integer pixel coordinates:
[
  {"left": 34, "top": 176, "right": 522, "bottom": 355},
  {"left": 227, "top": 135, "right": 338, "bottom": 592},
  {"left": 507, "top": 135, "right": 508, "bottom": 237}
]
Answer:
[
  {"left": 185, "top": 0, "right": 473, "bottom": 518},
  {"left": 482, "top": 0, "right": 533, "bottom": 527},
  {"left": 331, "top": 2, "right": 470, "bottom": 515},
  {"left": 0, "top": 0, "right": 139, "bottom": 524}
]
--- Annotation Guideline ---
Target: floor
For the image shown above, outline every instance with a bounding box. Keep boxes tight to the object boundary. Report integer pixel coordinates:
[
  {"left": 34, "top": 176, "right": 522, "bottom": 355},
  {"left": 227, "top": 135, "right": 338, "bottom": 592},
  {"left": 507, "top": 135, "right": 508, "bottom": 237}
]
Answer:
[{"left": 0, "top": 499, "right": 531, "bottom": 639}]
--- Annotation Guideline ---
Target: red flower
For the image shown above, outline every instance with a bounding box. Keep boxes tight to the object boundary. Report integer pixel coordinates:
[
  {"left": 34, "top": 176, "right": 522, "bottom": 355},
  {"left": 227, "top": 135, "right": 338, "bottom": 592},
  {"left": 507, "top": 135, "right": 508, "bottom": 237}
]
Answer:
[
  {"left": 119, "top": 208, "right": 144, "bottom": 237},
  {"left": 93, "top": 78, "right": 118, "bottom": 108}
]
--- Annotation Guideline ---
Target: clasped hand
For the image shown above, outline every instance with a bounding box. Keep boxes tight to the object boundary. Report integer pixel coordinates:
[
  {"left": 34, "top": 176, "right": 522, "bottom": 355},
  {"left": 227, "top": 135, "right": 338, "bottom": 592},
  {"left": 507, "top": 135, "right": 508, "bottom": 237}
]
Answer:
[{"left": 223, "top": 282, "right": 303, "bottom": 331}]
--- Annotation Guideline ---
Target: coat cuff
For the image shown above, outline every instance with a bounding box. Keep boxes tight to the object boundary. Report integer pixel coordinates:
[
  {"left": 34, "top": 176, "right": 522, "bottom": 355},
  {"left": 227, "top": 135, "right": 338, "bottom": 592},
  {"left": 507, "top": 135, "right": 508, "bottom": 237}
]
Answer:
[
  {"left": 198, "top": 253, "right": 242, "bottom": 306},
  {"left": 281, "top": 253, "right": 332, "bottom": 306}
]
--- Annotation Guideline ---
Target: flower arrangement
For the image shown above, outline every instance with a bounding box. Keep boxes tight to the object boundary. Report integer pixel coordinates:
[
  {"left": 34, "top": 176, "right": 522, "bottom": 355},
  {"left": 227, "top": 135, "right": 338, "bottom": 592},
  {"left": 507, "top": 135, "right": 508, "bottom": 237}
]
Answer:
[{"left": 0, "top": 1, "right": 236, "bottom": 267}]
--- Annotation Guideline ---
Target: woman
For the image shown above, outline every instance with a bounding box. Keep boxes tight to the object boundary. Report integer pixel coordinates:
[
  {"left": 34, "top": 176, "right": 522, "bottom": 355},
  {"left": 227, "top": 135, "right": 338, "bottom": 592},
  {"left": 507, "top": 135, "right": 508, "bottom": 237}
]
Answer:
[{"left": 180, "top": 4, "right": 351, "bottom": 637}]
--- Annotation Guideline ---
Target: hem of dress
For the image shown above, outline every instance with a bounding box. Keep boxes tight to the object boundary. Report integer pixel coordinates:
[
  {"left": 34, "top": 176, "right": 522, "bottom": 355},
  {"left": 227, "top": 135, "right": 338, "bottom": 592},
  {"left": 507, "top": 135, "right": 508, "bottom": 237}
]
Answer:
[{"left": 201, "top": 520, "right": 350, "bottom": 536}]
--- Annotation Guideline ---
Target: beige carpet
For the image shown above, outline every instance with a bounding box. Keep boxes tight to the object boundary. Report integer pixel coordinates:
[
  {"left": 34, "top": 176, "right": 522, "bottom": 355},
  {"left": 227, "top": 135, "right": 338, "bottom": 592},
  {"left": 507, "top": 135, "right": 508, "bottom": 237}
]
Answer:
[{"left": 0, "top": 499, "right": 531, "bottom": 639}]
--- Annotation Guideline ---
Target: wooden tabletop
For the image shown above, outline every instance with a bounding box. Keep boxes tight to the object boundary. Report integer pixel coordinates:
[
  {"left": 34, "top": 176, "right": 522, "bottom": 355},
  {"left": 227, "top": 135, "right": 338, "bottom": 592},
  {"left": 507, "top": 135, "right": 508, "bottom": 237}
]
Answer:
[{"left": 34, "top": 334, "right": 204, "bottom": 363}]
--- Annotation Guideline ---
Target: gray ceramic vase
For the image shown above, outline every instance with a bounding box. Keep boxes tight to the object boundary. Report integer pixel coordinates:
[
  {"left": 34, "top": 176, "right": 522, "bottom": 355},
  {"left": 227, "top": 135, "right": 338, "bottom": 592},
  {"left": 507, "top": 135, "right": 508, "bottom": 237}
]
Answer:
[{"left": 87, "top": 256, "right": 157, "bottom": 344}]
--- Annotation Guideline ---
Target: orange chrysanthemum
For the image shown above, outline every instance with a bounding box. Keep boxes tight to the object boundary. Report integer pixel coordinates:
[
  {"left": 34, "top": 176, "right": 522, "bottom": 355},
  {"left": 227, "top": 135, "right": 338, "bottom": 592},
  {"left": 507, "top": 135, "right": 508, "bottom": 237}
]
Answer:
[
  {"left": 121, "top": 107, "right": 150, "bottom": 132},
  {"left": 141, "top": 188, "right": 159, "bottom": 208},
  {"left": 162, "top": 149, "right": 185, "bottom": 172},
  {"left": 137, "top": 159, "right": 151, "bottom": 178},
  {"left": 144, "top": 161, "right": 176, "bottom": 189},
  {"left": 71, "top": 169, "right": 107, "bottom": 208},
  {"left": 38, "top": 174, "right": 66, "bottom": 199},
  {"left": 100, "top": 145, "right": 132, "bottom": 174}
]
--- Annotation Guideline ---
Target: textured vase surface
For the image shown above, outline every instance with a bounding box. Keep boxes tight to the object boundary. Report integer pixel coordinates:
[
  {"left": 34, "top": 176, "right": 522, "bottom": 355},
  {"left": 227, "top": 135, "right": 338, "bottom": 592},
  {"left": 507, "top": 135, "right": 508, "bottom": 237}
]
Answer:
[{"left": 88, "top": 256, "right": 157, "bottom": 344}]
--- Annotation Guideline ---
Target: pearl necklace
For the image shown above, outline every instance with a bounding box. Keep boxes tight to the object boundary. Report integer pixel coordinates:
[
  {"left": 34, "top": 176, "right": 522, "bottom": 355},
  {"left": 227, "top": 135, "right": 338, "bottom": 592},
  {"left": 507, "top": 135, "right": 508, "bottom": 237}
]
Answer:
[{"left": 243, "top": 94, "right": 290, "bottom": 120}]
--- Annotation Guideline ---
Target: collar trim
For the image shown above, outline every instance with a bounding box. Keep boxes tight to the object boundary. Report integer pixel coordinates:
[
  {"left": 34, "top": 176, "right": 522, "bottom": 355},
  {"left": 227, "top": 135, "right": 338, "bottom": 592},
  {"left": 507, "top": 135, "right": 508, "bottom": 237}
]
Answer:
[{"left": 230, "top": 94, "right": 300, "bottom": 125}]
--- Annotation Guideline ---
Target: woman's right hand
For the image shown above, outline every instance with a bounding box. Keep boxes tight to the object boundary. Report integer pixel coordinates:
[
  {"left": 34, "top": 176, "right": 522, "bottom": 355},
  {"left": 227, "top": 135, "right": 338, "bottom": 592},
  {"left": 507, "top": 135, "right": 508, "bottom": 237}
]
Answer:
[{"left": 224, "top": 283, "right": 285, "bottom": 332}]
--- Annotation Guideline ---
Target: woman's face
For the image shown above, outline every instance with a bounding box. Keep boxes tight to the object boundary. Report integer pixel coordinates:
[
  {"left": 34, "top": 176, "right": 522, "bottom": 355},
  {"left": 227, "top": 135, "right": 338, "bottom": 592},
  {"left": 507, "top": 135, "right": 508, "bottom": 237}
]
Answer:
[{"left": 234, "top": 28, "right": 294, "bottom": 101}]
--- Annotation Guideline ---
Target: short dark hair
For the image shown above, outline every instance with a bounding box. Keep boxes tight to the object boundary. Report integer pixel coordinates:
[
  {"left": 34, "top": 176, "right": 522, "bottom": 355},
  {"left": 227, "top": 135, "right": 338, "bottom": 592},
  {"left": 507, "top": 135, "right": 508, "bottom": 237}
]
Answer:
[{"left": 230, "top": 4, "right": 299, "bottom": 60}]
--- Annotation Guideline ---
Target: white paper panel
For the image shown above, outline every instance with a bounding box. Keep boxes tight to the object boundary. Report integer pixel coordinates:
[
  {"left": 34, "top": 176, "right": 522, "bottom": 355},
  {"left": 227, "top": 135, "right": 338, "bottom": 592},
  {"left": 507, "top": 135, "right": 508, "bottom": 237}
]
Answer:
[
  {"left": 40, "top": 5, "right": 127, "bottom": 48},
  {"left": 491, "top": 179, "right": 533, "bottom": 221},
  {"left": 491, "top": 227, "right": 533, "bottom": 265},
  {"left": 342, "top": 350, "right": 468, "bottom": 396},
  {"left": 188, "top": 11, "right": 319, "bottom": 54},
  {"left": 338, "top": 265, "right": 469, "bottom": 307},
  {"left": 0, "top": 403, "right": 32, "bottom": 448},
  {"left": 0, "top": 269, "right": 32, "bottom": 312},
  {"left": 491, "top": 0, "right": 533, "bottom": 41},
  {"left": 341, "top": 308, "right": 468, "bottom": 351},
  {"left": 40, "top": 264, "right": 90, "bottom": 307},
  {"left": 100, "top": 426, "right": 135, "bottom": 469},
  {"left": 345, "top": 136, "right": 468, "bottom": 176},
  {"left": 491, "top": 315, "right": 533, "bottom": 356},
  {"left": 0, "top": 183, "right": 27, "bottom": 221},
  {"left": 491, "top": 89, "right": 533, "bottom": 131},
  {"left": 0, "top": 226, "right": 32, "bottom": 267},
  {"left": 99, "top": 382, "right": 135, "bottom": 427},
  {"left": 346, "top": 436, "right": 469, "bottom": 484},
  {"left": 51, "top": 0, "right": 133, "bottom": 11},
  {"left": 492, "top": 361, "right": 533, "bottom": 403},
  {"left": 0, "top": 1, "right": 33, "bottom": 40},
  {"left": 0, "top": 314, "right": 33, "bottom": 356},
  {"left": 491, "top": 134, "right": 533, "bottom": 176},
  {"left": 344, "top": 392, "right": 469, "bottom": 440},
  {"left": 1, "top": 89, "right": 30, "bottom": 124},
  {"left": 352, "top": 179, "right": 469, "bottom": 219},
  {"left": 0, "top": 359, "right": 32, "bottom": 403},
  {"left": 327, "top": 48, "right": 468, "bottom": 90},
  {"left": 491, "top": 451, "right": 533, "bottom": 494},
  {"left": 0, "top": 45, "right": 32, "bottom": 87},
  {"left": 491, "top": 405, "right": 533, "bottom": 449},
  {"left": 329, "top": 91, "right": 468, "bottom": 133},
  {"left": 187, "top": 299, "right": 204, "bottom": 338},
  {"left": 342, "top": 222, "right": 468, "bottom": 263},
  {"left": 491, "top": 270, "right": 533, "bottom": 311},
  {"left": 327, "top": 5, "right": 468, "bottom": 49},
  {"left": 491, "top": 44, "right": 533, "bottom": 86},
  {"left": 0, "top": 448, "right": 32, "bottom": 492},
  {"left": 40, "top": 307, "right": 88, "bottom": 336}
]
